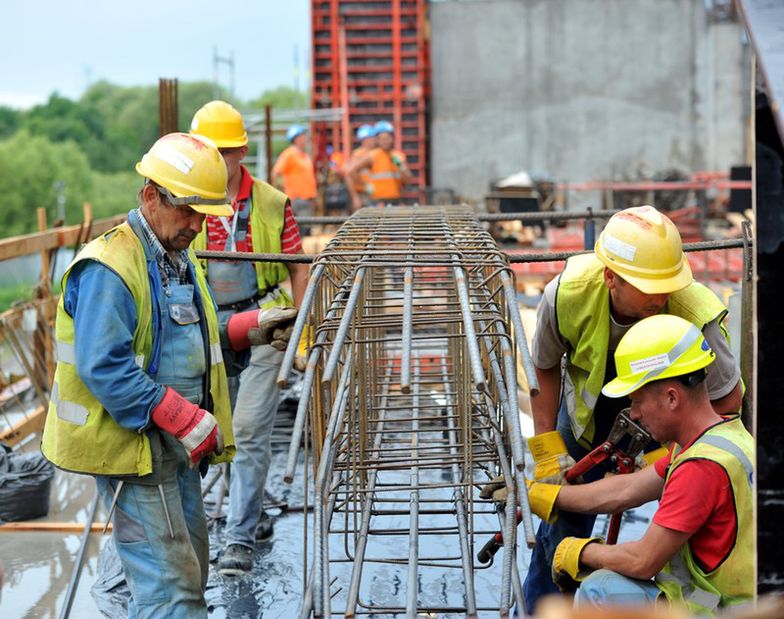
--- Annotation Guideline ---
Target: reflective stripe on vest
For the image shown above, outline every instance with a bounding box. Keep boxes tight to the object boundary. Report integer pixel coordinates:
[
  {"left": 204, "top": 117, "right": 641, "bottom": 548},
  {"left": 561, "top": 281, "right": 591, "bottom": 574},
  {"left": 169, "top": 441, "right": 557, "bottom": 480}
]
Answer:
[
  {"left": 656, "top": 557, "right": 722, "bottom": 612},
  {"left": 367, "top": 171, "right": 401, "bottom": 180},
  {"left": 50, "top": 381, "right": 89, "bottom": 426}
]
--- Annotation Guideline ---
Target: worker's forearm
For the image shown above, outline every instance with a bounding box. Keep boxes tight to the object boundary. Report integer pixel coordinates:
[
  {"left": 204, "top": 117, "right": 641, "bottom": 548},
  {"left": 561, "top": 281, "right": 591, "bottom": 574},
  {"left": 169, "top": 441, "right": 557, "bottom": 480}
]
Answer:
[
  {"left": 711, "top": 380, "right": 742, "bottom": 415},
  {"left": 556, "top": 470, "right": 652, "bottom": 514},
  {"left": 530, "top": 365, "right": 562, "bottom": 434},
  {"left": 288, "top": 261, "right": 309, "bottom": 309},
  {"left": 580, "top": 539, "right": 662, "bottom": 581}
]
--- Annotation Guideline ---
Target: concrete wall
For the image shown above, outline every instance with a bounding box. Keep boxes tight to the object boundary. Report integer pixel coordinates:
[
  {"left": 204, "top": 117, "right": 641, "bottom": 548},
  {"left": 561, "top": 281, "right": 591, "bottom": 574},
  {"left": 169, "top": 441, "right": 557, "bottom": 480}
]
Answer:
[{"left": 430, "top": 0, "right": 751, "bottom": 202}]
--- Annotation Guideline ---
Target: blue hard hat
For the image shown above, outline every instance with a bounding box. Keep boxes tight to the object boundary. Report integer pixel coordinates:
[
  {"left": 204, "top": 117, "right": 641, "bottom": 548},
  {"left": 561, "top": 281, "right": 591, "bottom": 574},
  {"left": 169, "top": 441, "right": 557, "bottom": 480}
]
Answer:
[
  {"left": 287, "top": 124, "right": 307, "bottom": 142},
  {"left": 356, "top": 124, "right": 376, "bottom": 140},
  {"left": 373, "top": 120, "right": 394, "bottom": 135}
]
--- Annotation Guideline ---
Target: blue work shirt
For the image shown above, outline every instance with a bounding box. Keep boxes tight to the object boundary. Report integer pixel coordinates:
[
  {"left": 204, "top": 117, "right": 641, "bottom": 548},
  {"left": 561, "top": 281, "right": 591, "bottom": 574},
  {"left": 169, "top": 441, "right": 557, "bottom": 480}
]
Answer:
[
  {"left": 65, "top": 260, "right": 164, "bottom": 432},
  {"left": 63, "top": 209, "right": 210, "bottom": 433}
]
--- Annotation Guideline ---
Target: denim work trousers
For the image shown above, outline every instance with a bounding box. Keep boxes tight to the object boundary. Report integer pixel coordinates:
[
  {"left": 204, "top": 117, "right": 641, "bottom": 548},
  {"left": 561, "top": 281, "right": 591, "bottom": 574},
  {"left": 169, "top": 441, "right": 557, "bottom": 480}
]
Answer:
[
  {"left": 523, "top": 405, "right": 610, "bottom": 614},
  {"left": 223, "top": 344, "right": 284, "bottom": 548},
  {"left": 96, "top": 438, "right": 209, "bottom": 619},
  {"left": 575, "top": 569, "right": 661, "bottom": 608}
]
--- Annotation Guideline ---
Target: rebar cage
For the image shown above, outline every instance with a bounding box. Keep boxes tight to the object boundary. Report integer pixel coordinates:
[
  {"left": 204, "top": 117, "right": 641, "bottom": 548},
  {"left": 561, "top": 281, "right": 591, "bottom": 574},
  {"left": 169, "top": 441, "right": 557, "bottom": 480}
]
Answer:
[{"left": 278, "top": 206, "right": 538, "bottom": 618}]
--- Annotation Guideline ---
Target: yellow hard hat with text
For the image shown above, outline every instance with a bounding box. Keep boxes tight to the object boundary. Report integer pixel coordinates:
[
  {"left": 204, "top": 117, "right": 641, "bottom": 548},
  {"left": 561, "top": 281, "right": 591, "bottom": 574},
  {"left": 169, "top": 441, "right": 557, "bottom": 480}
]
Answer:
[
  {"left": 190, "top": 100, "right": 248, "bottom": 148},
  {"left": 595, "top": 205, "right": 693, "bottom": 294},
  {"left": 135, "top": 132, "right": 232, "bottom": 216},
  {"left": 602, "top": 314, "right": 715, "bottom": 397}
]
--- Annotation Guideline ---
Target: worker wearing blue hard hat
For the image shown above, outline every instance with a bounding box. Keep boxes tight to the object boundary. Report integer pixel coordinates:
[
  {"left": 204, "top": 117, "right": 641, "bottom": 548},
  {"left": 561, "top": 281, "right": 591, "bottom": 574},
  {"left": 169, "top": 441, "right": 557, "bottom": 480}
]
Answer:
[
  {"left": 273, "top": 125, "right": 317, "bottom": 233},
  {"left": 345, "top": 119, "right": 412, "bottom": 210},
  {"left": 356, "top": 124, "right": 376, "bottom": 141},
  {"left": 347, "top": 125, "right": 379, "bottom": 209}
]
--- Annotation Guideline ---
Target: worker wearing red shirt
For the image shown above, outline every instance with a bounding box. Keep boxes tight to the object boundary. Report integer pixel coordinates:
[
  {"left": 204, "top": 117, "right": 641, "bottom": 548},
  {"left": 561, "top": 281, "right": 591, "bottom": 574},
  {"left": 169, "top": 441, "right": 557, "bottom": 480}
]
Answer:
[
  {"left": 190, "top": 101, "right": 308, "bottom": 575},
  {"left": 345, "top": 120, "right": 412, "bottom": 209},
  {"left": 524, "top": 314, "right": 753, "bottom": 616},
  {"left": 272, "top": 124, "right": 317, "bottom": 234}
]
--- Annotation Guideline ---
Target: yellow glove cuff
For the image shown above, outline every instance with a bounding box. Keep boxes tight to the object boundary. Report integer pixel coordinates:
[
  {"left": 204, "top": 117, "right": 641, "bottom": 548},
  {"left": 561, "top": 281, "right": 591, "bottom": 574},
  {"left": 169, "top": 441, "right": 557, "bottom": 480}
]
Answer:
[
  {"left": 526, "top": 480, "right": 561, "bottom": 524},
  {"left": 641, "top": 445, "right": 670, "bottom": 467},
  {"left": 528, "top": 431, "right": 568, "bottom": 462},
  {"left": 297, "top": 324, "right": 312, "bottom": 357},
  {"left": 553, "top": 536, "right": 603, "bottom": 583}
]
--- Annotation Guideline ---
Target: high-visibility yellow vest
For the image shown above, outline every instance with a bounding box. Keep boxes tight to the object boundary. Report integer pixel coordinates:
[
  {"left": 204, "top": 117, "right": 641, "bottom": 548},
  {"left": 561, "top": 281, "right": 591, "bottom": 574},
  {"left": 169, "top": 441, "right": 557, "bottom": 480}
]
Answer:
[
  {"left": 556, "top": 254, "right": 728, "bottom": 442},
  {"left": 655, "top": 416, "right": 754, "bottom": 615},
  {"left": 41, "top": 222, "right": 234, "bottom": 477},
  {"left": 194, "top": 178, "right": 293, "bottom": 309}
]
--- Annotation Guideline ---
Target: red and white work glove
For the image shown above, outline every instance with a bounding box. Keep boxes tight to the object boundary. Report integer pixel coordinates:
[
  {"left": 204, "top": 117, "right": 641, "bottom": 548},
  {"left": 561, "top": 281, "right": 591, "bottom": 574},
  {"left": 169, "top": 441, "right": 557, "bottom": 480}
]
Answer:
[
  {"left": 151, "top": 387, "right": 224, "bottom": 466},
  {"left": 226, "top": 307, "right": 298, "bottom": 352}
]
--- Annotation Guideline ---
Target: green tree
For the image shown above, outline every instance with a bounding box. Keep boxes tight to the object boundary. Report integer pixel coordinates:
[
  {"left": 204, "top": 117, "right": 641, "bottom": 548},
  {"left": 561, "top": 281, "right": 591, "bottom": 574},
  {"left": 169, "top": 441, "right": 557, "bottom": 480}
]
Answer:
[
  {"left": 0, "top": 106, "right": 21, "bottom": 139},
  {"left": 88, "top": 170, "right": 141, "bottom": 221},
  {"left": 0, "top": 130, "right": 92, "bottom": 235},
  {"left": 247, "top": 86, "right": 309, "bottom": 110},
  {"left": 23, "top": 93, "right": 106, "bottom": 167}
]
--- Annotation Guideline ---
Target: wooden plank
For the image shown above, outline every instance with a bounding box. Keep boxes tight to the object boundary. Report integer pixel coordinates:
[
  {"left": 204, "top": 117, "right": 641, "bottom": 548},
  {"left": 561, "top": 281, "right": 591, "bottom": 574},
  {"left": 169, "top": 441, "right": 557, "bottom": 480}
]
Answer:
[
  {"left": 0, "top": 522, "right": 112, "bottom": 533},
  {"left": 0, "top": 405, "right": 46, "bottom": 446},
  {"left": 0, "top": 213, "right": 126, "bottom": 261}
]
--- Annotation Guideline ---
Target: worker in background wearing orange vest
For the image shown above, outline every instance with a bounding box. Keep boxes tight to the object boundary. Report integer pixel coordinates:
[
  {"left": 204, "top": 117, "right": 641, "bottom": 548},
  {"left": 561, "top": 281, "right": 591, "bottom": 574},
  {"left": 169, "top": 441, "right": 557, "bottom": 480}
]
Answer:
[
  {"left": 345, "top": 120, "right": 412, "bottom": 210},
  {"left": 272, "top": 125, "right": 318, "bottom": 234},
  {"left": 346, "top": 124, "right": 377, "bottom": 211}
]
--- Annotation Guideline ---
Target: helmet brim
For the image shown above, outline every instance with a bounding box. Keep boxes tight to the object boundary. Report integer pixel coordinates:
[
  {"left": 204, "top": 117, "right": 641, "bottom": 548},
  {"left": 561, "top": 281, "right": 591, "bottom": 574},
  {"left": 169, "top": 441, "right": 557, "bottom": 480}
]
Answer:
[
  {"left": 197, "top": 133, "right": 248, "bottom": 149},
  {"left": 189, "top": 202, "right": 233, "bottom": 217},
  {"left": 601, "top": 377, "right": 639, "bottom": 398},
  {"left": 619, "top": 261, "right": 694, "bottom": 295}
]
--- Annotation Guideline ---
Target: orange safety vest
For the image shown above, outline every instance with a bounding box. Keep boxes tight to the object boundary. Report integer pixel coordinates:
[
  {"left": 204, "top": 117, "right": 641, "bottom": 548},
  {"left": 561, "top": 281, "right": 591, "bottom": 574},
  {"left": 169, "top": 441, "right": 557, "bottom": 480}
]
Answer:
[
  {"left": 367, "top": 148, "right": 406, "bottom": 199},
  {"left": 351, "top": 146, "right": 372, "bottom": 193}
]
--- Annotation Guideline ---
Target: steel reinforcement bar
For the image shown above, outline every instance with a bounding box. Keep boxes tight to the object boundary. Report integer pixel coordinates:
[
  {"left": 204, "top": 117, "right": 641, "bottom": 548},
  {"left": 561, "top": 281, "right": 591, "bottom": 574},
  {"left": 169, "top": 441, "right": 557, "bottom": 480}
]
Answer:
[{"left": 284, "top": 206, "right": 537, "bottom": 618}]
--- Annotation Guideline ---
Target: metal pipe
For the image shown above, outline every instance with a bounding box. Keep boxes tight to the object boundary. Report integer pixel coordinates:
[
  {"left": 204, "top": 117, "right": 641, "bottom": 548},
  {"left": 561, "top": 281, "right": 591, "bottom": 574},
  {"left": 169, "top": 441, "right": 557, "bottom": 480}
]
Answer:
[
  {"left": 58, "top": 492, "right": 100, "bottom": 619},
  {"left": 193, "top": 236, "right": 749, "bottom": 266},
  {"left": 278, "top": 263, "right": 326, "bottom": 388},
  {"left": 406, "top": 359, "right": 421, "bottom": 617}
]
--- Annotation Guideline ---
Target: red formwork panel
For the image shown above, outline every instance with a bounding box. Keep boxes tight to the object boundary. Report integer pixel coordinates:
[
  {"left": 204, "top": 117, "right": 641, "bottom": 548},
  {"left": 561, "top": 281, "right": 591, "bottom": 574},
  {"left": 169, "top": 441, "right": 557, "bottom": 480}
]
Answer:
[{"left": 311, "top": 0, "right": 430, "bottom": 201}]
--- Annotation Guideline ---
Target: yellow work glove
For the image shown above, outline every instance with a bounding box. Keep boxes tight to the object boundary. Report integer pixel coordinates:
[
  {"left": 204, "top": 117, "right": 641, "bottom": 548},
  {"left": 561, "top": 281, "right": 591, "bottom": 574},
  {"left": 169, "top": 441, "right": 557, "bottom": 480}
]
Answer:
[
  {"left": 527, "top": 431, "right": 577, "bottom": 484},
  {"left": 294, "top": 325, "right": 312, "bottom": 372},
  {"left": 552, "top": 536, "right": 603, "bottom": 592},
  {"left": 636, "top": 445, "right": 670, "bottom": 469},
  {"left": 525, "top": 480, "right": 561, "bottom": 524}
]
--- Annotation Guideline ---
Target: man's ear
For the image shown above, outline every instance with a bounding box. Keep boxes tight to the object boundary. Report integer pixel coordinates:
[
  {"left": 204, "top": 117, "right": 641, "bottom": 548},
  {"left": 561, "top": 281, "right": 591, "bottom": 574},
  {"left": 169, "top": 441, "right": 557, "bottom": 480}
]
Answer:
[
  {"left": 141, "top": 183, "right": 160, "bottom": 206},
  {"left": 604, "top": 267, "right": 616, "bottom": 290},
  {"left": 666, "top": 384, "right": 680, "bottom": 410}
]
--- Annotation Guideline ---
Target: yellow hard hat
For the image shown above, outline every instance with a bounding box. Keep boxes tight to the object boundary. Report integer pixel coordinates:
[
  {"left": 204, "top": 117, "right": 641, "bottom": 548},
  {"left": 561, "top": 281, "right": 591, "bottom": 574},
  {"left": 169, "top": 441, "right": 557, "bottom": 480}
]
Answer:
[
  {"left": 594, "top": 205, "right": 693, "bottom": 294},
  {"left": 190, "top": 100, "right": 248, "bottom": 148},
  {"left": 602, "top": 314, "right": 715, "bottom": 397},
  {"left": 135, "top": 132, "right": 232, "bottom": 216}
]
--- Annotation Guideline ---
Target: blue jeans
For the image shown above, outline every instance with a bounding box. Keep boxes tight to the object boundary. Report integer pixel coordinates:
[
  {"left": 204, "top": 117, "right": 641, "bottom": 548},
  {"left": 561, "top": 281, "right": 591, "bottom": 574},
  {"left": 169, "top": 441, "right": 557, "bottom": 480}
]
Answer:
[
  {"left": 96, "top": 435, "right": 209, "bottom": 619},
  {"left": 223, "top": 344, "right": 284, "bottom": 548},
  {"left": 575, "top": 569, "right": 661, "bottom": 608},
  {"left": 523, "top": 406, "right": 610, "bottom": 613}
]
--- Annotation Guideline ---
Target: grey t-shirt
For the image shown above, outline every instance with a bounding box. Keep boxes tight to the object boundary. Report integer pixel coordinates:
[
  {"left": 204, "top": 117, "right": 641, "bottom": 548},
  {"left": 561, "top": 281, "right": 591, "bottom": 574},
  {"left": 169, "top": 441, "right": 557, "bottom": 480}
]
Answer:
[{"left": 531, "top": 275, "right": 740, "bottom": 400}]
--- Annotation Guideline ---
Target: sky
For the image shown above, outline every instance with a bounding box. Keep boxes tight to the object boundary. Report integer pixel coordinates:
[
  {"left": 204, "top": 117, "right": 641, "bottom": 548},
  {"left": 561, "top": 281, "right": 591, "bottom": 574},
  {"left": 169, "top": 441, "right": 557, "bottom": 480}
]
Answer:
[{"left": 0, "top": 0, "right": 311, "bottom": 109}]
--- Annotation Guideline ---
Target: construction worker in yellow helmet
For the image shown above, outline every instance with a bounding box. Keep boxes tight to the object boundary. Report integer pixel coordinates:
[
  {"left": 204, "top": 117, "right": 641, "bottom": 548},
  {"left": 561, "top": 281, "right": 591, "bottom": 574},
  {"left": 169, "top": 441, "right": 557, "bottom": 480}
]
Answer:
[
  {"left": 189, "top": 100, "right": 307, "bottom": 575},
  {"left": 523, "top": 205, "right": 742, "bottom": 612},
  {"left": 524, "top": 314, "right": 753, "bottom": 615}
]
